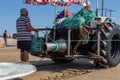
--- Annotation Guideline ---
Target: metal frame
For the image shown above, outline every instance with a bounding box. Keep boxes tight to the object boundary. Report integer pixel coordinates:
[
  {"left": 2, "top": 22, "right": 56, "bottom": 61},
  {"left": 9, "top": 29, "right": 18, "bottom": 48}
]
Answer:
[{"left": 36, "top": 0, "right": 108, "bottom": 61}]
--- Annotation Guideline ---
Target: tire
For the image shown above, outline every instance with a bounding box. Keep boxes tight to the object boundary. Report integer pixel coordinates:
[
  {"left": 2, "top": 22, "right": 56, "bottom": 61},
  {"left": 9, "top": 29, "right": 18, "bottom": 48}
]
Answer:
[
  {"left": 106, "top": 27, "right": 120, "bottom": 67},
  {"left": 94, "top": 22, "right": 120, "bottom": 67}
]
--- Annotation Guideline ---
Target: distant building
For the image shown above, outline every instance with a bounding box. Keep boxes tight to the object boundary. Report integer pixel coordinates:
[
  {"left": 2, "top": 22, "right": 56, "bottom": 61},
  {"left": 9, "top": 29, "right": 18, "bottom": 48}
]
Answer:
[
  {"left": 12, "top": 33, "right": 17, "bottom": 39},
  {"left": 0, "top": 35, "right": 2, "bottom": 37}
]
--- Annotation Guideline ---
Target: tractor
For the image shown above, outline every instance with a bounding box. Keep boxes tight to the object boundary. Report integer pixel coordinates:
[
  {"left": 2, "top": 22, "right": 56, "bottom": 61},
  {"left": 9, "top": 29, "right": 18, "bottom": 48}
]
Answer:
[{"left": 31, "top": 0, "right": 120, "bottom": 68}]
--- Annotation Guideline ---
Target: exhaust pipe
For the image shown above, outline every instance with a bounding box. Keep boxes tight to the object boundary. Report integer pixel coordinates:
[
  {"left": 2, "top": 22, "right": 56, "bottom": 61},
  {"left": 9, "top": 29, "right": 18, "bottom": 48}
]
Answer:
[{"left": 41, "top": 42, "right": 67, "bottom": 52}]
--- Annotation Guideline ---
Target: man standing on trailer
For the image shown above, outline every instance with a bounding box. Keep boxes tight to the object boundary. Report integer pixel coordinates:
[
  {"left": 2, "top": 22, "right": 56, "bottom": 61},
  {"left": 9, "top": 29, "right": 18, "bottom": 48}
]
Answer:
[{"left": 16, "top": 8, "right": 39, "bottom": 62}]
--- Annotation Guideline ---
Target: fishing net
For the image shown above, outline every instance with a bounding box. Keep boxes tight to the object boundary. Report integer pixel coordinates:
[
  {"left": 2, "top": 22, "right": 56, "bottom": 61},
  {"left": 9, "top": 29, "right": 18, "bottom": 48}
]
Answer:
[
  {"left": 57, "top": 8, "right": 96, "bottom": 29},
  {"left": 31, "top": 37, "right": 44, "bottom": 54}
]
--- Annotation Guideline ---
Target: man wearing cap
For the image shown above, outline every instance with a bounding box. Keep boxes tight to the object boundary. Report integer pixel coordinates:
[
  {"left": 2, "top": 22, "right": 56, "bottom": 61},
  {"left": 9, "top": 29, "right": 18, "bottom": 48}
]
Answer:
[
  {"left": 16, "top": 8, "right": 39, "bottom": 62},
  {"left": 84, "top": 0, "right": 92, "bottom": 10},
  {"left": 79, "top": 0, "right": 96, "bottom": 23}
]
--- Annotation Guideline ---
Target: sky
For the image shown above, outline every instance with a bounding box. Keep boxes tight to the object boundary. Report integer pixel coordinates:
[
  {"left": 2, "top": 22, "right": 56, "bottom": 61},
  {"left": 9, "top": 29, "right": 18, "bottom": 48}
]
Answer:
[{"left": 0, "top": 0, "right": 120, "bottom": 36}]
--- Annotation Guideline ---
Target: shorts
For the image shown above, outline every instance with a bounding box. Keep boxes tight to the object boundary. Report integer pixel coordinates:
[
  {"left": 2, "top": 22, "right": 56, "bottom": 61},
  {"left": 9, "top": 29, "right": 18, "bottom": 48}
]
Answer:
[
  {"left": 4, "top": 38, "right": 7, "bottom": 43},
  {"left": 17, "top": 41, "right": 31, "bottom": 52}
]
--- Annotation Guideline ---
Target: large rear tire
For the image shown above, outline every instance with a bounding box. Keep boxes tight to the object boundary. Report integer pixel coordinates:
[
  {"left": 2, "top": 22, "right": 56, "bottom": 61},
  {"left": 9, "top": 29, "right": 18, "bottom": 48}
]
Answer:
[
  {"left": 106, "top": 27, "right": 120, "bottom": 67},
  {"left": 94, "top": 22, "right": 120, "bottom": 67}
]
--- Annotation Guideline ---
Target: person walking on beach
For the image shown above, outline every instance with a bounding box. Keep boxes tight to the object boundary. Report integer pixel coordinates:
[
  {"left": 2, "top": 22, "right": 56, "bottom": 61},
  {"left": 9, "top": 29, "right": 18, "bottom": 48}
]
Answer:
[
  {"left": 3, "top": 30, "right": 8, "bottom": 47},
  {"left": 16, "top": 8, "right": 39, "bottom": 62}
]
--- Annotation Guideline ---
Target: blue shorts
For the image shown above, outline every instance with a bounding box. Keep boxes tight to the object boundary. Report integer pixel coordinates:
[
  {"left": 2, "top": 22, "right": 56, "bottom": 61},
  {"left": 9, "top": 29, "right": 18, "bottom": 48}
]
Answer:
[{"left": 17, "top": 41, "right": 31, "bottom": 52}]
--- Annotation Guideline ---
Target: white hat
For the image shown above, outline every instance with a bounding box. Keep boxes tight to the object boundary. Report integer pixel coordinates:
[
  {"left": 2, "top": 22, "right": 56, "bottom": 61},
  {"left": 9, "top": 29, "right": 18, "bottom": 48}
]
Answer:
[{"left": 85, "top": 0, "right": 91, "bottom": 6}]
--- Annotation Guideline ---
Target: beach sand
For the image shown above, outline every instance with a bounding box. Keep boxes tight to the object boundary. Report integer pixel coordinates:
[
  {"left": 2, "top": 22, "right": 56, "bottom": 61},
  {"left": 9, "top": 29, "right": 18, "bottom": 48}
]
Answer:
[
  {"left": 0, "top": 37, "right": 40, "bottom": 62},
  {"left": 0, "top": 37, "right": 120, "bottom": 80},
  {"left": 0, "top": 37, "right": 16, "bottom": 48}
]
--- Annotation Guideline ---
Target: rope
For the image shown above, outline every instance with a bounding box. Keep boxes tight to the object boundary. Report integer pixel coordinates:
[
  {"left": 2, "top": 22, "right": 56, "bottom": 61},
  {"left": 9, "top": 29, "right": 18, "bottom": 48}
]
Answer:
[{"left": 41, "top": 30, "right": 61, "bottom": 52}]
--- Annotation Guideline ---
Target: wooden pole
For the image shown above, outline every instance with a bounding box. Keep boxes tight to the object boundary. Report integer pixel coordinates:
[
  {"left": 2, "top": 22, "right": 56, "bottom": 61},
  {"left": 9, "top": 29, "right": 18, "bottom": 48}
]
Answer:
[
  {"left": 102, "top": 0, "right": 104, "bottom": 16},
  {"left": 64, "top": 6, "right": 66, "bottom": 17},
  {"left": 96, "top": 0, "right": 98, "bottom": 17}
]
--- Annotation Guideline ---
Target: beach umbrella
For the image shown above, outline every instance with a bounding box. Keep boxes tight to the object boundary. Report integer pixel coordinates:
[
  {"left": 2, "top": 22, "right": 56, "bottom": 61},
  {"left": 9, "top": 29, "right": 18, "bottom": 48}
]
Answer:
[{"left": 23, "top": 0, "right": 86, "bottom": 6}]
